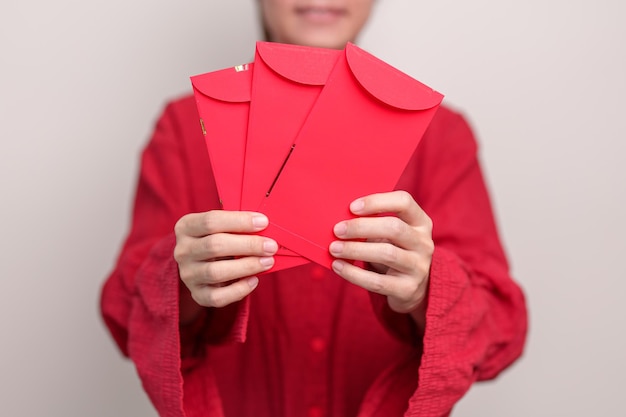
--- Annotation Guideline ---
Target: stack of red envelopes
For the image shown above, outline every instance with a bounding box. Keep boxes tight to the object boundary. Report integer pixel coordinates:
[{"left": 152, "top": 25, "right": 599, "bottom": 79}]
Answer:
[{"left": 190, "top": 41, "right": 444, "bottom": 272}]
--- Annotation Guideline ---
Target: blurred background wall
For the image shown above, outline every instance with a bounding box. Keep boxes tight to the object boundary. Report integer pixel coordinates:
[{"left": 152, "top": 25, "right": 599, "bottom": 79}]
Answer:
[{"left": 1, "top": 0, "right": 624, "bottom": 415}]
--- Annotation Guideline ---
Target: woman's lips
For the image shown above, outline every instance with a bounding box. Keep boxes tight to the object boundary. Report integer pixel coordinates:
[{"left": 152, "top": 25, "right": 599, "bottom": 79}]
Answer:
[{"left": 295, "top": 6, "right": 347, "bottom": 24}]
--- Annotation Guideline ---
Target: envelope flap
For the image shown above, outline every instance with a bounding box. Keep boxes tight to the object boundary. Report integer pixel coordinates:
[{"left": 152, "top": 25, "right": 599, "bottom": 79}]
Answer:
[
  {"left": 190, "top": 63, "right": 253, "bottom": 103},
  {"left": 256, "top": 41, "right": 340, "bottom": 86},
  {"left": 345, "top": 43, "right": 443, "bottom": 111}
]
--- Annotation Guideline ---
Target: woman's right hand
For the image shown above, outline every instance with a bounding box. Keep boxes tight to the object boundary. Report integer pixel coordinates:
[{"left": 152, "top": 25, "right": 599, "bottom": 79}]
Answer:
[{"left": 174, "top": 211, "right": 277, "bottom": 320}]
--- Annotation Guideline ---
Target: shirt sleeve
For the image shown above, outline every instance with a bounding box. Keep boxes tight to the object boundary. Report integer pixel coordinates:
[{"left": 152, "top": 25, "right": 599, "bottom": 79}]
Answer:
[
  {"left": 370, "top": 108, "right": 528, "bottom": 416},
  {"left": 99, "top": 99, "right": 245, "bottom": 417}
]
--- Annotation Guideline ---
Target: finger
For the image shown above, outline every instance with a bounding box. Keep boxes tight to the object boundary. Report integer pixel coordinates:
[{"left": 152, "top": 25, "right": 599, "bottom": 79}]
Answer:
[
  {"left": 333, "top": 216, "right": 423, "bottom": 251},
  {"left": 175, "top": 210, "right": 270, "bottom": 238},
  {"left": 183, "top": 256, "right": 275, "bottom": 287},
  {"left": 192, "top": 276, "right": 260, "bottom": 308},
  {"left": 331, "top": 259, "right": 401, "bottom": 298},
  {"left": 329, "top": 240, "right": 422, "bottom": 275},
  {"left": 331, "top": 260, "right": 426, "bottom": 313},
  {"left": 188, "top": 233, "right": 278, "bottom": 261},
  {"left": 349, "top": 191, "right": 431, "bottom": 228}
]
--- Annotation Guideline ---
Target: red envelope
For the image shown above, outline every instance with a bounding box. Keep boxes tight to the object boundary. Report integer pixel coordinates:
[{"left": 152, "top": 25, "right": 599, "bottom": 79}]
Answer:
[
  {"left": 242, "top": 41, "right": 339, "bottom": 265},
  {"left": 191, "top": 64, "right": 308, "bottom": 272},
  {"left": 259, "top": 43, "right": 444, "bottom": 269},
  {"left": 242, "top": 41, "right": 341, "bottom": 212},
  {"left": 191, "top": 64, "right": 252, "bottom": 210}
]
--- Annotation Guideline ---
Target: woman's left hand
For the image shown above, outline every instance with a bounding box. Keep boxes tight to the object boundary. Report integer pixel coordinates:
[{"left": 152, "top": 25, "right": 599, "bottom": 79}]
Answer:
[{"left": 329, "top": 191, "right": 433, "bottom": 328}]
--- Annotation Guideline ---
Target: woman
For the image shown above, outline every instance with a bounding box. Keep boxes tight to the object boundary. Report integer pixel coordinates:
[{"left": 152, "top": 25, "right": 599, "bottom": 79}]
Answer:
[{"left": 101, "top": 1, "right": 527, "bottom": 416}]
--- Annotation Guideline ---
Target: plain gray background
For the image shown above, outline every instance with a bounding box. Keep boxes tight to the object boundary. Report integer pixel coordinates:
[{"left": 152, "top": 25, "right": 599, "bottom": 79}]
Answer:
[{"left": 1, "top": 0, "right": 624, "bottom": 416}]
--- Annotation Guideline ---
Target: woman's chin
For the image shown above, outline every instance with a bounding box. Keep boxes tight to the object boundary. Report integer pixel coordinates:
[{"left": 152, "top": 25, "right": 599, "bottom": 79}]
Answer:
[{"left": 289, "top": 31, "right": 353, "bottom": 50}]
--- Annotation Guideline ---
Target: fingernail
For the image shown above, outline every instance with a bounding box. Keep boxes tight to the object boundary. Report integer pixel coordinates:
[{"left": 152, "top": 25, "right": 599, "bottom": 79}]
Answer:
[
  {"left": 252, "top": 214, "right": 269, "bottom": 229},
  {"left": 247, "top": 277, "right": 259, "bottom": 288},
  {"left": 259, "top": 257, "right": 274, "bottom": 268},
  {"left": 350, "top": 198, "right": 365, "bottom": 213},
  {"left": 334, "top": 222, "right": 347, "bottom": 237},
  {"left": 332, "top": 260, "right": 344, "bottom": 272},
  {"left": 329, "top": 241, "right": 344, "bottom": 255},
  {"left": 263, "top": 239, "right": 278, "bottom": 254}
]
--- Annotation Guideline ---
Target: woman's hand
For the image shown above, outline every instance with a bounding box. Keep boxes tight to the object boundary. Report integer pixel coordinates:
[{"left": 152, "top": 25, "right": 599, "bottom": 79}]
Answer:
[
  {"left": 174, "top": 211, "right": 278, "bottom": 322},
  {"left": 329, "top": 191, "right": 433, "bottom": 328}
]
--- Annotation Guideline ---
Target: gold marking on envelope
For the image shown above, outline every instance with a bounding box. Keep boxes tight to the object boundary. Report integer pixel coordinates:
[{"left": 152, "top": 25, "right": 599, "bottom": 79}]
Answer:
[
  {"left": 234, "top": 64, "right": 249, "bottom": 72},
  {"left": 200, "top": 119, "right": 207, "bottom": 135},
  {"left": 266, "top": 144, "right": 296, "bottom": 197}
]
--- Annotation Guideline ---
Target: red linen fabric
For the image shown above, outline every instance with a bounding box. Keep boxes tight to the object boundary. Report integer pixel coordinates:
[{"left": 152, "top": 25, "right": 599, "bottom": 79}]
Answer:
[{"left": 100, "top": 95, "right": 527, "bottom": 417}]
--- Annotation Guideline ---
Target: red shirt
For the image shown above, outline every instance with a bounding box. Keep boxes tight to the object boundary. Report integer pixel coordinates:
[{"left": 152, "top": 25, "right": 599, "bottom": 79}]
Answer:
[{"left": 100, "top": 95, "right": 527, "bottom": 417}]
